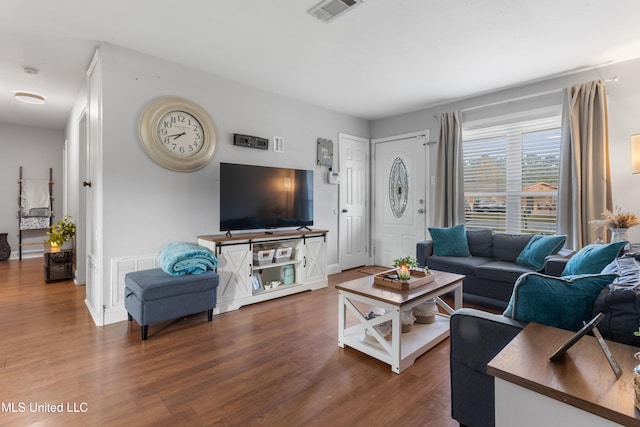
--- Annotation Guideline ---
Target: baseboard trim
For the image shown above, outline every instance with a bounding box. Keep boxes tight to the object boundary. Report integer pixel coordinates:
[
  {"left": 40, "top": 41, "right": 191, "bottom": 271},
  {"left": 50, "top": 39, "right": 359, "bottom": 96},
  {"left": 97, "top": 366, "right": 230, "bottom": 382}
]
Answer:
[
  {"left": 327, "top": 263, "right": 341, "bottom": 275},
  {"left": 104, "top": 304, "right": 128, "bottom": 325},
  {"left": 85, "top": 298, "right": 103, "bottom": 326}
]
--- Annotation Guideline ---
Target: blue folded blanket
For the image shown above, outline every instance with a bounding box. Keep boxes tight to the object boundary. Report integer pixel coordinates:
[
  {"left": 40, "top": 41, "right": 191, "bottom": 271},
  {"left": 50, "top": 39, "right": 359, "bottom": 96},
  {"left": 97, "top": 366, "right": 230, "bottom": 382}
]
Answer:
[{"left": 157, "top": 242, "right": 218, "bottom": 276}]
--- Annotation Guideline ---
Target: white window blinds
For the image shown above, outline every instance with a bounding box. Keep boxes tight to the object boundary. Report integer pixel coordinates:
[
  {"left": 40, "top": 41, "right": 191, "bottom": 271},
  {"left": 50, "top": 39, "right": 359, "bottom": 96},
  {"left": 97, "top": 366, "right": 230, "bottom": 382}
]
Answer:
[{"left": 463, "top": 115, "right": 561, "bottom": 234}]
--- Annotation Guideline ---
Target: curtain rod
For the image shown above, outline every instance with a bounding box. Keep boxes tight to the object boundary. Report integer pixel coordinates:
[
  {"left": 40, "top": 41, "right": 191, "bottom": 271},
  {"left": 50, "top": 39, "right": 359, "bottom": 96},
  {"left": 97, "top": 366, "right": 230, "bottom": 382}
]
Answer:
[
  {"left": 460, "top": 88, "right": 562, "bottom": 113},
  {"left": 460, "top": 76, "right": 619, "bottom": 114},
  {"left": 373, "top": 133, "right": 427, "bottom": 143}
]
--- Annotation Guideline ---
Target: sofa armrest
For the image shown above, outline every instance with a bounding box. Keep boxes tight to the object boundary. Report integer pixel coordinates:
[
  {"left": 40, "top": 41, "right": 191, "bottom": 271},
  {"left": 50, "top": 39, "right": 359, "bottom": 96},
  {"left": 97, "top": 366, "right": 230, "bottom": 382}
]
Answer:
[
  {"left": 416, "top": 240, "right": 434, "bottom": 267},
  {"left": 450, "top": 308, "right": 525, "bottom": 427},
  {"left": 450, "top": 308, "right": 525, "bottom": 373},
  {"left": 543, "top": 256, "right": 569, "bottom": 277}
]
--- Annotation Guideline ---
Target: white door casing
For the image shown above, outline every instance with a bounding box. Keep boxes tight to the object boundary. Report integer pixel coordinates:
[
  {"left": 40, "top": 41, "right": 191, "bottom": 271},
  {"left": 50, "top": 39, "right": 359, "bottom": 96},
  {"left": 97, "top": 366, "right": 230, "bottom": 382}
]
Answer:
[
  {"left": 339, "top": 133, "right": 369, "bottom": 270},
  {"left": 373, "top": 131, "right": 430, "bottom": 267}
]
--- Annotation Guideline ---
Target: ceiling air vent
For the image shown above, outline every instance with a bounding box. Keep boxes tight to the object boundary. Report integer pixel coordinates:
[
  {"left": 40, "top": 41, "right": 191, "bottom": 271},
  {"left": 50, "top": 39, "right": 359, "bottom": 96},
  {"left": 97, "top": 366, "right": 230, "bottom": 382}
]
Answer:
[{"left": 307, "top": 0, "right": 363, "bottom": 23}]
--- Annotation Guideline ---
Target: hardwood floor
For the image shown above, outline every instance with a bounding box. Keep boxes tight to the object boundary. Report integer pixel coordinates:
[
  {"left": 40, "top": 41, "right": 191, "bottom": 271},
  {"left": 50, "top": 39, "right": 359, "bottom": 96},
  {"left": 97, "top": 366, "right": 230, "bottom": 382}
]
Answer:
[{"left": 0, "top": 259, "right": 463, "bottom": 427}]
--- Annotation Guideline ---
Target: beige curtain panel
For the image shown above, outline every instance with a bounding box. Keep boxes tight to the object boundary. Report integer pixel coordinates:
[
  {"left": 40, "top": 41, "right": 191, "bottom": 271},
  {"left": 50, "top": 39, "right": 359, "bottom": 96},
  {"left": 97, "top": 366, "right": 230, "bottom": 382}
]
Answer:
[
  {"left": 433, "top": 110, "right": 464, "bottom": 228},
  {"left": 557, "top": 80, "right": 612, "bottom": 249}
]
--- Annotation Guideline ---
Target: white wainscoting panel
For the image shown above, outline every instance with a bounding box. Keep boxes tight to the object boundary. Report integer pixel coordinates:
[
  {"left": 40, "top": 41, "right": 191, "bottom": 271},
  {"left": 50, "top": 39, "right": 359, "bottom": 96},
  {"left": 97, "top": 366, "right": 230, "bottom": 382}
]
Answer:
[{"left": 110, "top": 254, "right": 157, "bottom": 307}]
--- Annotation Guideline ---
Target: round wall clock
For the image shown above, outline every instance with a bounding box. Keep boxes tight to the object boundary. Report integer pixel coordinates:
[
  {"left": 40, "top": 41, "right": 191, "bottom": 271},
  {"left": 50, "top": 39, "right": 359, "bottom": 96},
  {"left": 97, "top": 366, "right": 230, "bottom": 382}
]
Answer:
[{"left": 138, "top": 96, "right": 218, "bottom": 172}]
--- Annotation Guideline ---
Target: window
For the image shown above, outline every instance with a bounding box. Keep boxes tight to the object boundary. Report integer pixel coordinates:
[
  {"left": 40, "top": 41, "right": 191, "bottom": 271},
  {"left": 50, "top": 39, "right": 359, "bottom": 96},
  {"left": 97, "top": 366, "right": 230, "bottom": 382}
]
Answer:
[{"left": 463, "top": 115, "right": 561, "bottom": 234}]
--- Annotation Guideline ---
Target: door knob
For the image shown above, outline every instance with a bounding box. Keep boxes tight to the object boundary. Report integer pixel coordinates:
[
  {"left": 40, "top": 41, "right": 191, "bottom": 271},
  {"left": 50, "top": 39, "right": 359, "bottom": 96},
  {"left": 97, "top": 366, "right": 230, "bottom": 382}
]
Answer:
[
  {"left": 342, "top": 209, "right": 348, "bottom": 213},
  {"left": 418, "top": 208, "right": 425, "bottom": 214},
  {"left": 83, "top": 181, "right": 92, "bottom": 187}
]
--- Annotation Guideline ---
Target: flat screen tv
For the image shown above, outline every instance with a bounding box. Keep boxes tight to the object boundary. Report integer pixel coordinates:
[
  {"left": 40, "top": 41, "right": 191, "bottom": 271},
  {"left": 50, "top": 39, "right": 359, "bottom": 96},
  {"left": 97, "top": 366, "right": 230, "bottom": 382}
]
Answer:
[{"left": 220, "top": 162, "right": 314, "bottom": 232}]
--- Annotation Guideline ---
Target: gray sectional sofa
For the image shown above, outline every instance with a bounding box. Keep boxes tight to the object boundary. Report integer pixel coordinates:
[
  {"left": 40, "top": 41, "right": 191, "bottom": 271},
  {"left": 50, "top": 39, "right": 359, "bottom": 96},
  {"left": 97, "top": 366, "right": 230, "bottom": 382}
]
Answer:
[
  {"left": 416, "top": 228, "right": 568, "bottom": 308},
  {"left": 448, "top": 243, "right": 635, "bottom": 427},
  {"left": 450, "top": 308, "right": 524, "bottom": 427}
]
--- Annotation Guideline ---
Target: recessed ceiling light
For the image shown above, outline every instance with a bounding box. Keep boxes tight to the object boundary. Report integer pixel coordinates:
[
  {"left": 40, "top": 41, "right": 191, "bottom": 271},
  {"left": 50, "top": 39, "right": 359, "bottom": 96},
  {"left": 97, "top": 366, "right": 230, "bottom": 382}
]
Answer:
[{"left": 14, "top": 90, "right": 46, "bottom": 105}]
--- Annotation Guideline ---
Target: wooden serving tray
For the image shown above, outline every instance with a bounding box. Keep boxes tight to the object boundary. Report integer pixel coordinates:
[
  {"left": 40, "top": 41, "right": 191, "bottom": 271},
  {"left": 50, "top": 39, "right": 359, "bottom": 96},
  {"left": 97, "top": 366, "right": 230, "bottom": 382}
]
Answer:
[{"left": 374, "top": 269, "right": 435, "bottom": 290}]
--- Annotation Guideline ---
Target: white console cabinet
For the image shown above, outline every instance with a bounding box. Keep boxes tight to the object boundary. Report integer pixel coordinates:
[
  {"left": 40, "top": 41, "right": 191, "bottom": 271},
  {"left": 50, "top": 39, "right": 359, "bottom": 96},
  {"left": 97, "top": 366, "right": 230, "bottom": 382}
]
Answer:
[{"left": 198, "top": 229, "right": 328, "bottom": 314}]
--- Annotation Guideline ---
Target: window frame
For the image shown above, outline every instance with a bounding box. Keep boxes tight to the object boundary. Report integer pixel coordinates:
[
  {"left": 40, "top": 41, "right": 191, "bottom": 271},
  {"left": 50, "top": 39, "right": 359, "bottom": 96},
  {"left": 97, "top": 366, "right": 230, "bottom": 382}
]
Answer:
[{"left": 462, "top": 110, "right": 562, "bottom": 234}]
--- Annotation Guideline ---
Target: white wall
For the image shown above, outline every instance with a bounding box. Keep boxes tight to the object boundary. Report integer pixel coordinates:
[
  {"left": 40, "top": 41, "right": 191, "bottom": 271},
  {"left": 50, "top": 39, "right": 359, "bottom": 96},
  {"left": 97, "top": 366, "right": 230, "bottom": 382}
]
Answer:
[
  {"left": 59, "top": 47, "right": 640, "bottom": 325},
  {"left": 370, "top": 57, "right": 640, "bottom": 244},
  {"left": 606, "top": 59, "right": 640, "bottom": 244},
  {"left": 0, "top": 123, "right": 64, "bottom": 259},
  {"left": 90, "top": 44, "right": 368, "bottom": 319}
]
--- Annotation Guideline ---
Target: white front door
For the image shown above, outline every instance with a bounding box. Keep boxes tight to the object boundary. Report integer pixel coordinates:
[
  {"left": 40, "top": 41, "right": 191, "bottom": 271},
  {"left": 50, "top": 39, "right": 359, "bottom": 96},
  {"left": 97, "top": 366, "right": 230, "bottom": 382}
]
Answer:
[
  {"left": 373, "top": 132, "right": 430, "bottom": 267},
  {"left": 339, "top": 134, "right": 369, "bottom": 270}
]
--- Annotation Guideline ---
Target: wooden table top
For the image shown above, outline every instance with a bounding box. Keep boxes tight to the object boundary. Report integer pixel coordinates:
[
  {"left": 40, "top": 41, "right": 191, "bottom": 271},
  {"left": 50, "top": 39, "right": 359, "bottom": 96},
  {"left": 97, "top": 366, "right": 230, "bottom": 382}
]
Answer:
[
  {"left": 487, "top": 322, "right": 640, "bottom": 427},
  {"left": 335, "top": 269, "right": 464, "bottom": 306}
]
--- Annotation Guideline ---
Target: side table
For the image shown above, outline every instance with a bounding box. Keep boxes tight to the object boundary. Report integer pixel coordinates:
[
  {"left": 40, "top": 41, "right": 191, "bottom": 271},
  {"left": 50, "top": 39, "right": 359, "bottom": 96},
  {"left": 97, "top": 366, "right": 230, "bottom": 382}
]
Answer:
[
  {"left": 44, "top": 248, "right": 74, "bottom": 282},
  {"left": 488, "top": 322, "right": 640, "bottom": 427}
]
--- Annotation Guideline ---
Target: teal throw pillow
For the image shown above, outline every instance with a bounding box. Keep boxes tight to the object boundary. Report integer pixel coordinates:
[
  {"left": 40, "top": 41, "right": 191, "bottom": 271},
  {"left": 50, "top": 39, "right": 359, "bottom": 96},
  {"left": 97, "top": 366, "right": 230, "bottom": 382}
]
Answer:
[
  {"left": 503, "top": 272, "right": 618, "bottom": 331},
  {"left": 515, "top": 234, "right": 567, "bottom": 271},
  {"left": 428, "top": 224, "right": 470, "bottom": 257},
  {"left": 561, "top": 241, "right": 627, "bottom": 276}
]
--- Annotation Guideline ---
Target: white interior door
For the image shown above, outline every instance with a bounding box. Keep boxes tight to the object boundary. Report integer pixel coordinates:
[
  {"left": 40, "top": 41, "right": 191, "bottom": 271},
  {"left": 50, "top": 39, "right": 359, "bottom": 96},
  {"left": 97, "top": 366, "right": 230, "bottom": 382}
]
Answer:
[
  {"left": 84, "top": 52, "right": 103, "bottom": 325},
  {"left": 84, "top": 98, "right": 100, "bottom": 321},
  {"left": 373, "top": 132, "right": 429, "bottom": 267},
  {"left": 339, "top": 134, "right": 369, "bottom": 270}
]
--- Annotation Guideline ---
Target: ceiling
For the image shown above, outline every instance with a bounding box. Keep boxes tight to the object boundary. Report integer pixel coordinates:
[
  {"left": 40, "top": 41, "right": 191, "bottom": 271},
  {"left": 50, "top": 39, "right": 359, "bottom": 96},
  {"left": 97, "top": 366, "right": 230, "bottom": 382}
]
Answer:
[{"left": 3, "top": 0, "right": 640, "bottom": 130}]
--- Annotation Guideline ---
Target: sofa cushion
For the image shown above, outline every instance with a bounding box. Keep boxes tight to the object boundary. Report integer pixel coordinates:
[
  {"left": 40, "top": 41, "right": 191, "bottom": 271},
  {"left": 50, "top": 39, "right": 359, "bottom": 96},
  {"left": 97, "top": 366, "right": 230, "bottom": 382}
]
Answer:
[
  {"left": 466, "top": 229, "right": 493, "bottom": 258},
  {"left": 503, "top": 272, "right": 618, "bottom": 331},
  {"left": 592, "top": 256, "right": 640, "bottom": 345},
  {"left": 515, "top": 234, "right": 567, "bottom": 271},
  {"left": 492, "top": 233, "right": 534, "bottom": 263},
  {"left": 476, "top": 261, "right": 534, "bottom": 284},
  {"left": 561, "top": 241, "right": 627, "bottom": 276},
  {"left": 593, "top": 285, "right": 640, "bottom": 346},
  {"left": 428, "top": 224, "right": 471, "bottom": 257},
  {"left": 425, "top": 256, "right": 491, "bottom": 277}
]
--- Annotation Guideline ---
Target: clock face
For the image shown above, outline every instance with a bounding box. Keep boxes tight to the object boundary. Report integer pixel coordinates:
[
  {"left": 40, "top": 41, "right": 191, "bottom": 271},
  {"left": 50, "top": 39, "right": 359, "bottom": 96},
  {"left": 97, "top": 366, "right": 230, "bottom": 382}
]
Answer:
[
  {"left": 139, "top": 96, "right": 218, "bottom": 172},
  {"left": 157, "top": 110, "right": 204, "bottom": 158}
]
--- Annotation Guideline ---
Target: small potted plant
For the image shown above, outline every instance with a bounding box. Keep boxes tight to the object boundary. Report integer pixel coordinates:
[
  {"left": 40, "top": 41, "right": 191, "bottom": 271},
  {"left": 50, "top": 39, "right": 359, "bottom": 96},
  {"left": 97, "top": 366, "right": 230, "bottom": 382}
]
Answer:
[
  {"left": 45, "top": 215, "right": 76, "bottom": 251},
  {"left": 392, "top": 255, "right": 419, "bottom": 281}
]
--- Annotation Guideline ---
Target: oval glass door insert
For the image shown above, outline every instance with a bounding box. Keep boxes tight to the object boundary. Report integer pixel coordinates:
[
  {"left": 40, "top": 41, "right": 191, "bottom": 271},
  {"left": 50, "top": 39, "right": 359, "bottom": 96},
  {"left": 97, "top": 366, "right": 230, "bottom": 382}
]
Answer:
[{"left": 389, "top": 156, "right": 409, "bottom": 218}]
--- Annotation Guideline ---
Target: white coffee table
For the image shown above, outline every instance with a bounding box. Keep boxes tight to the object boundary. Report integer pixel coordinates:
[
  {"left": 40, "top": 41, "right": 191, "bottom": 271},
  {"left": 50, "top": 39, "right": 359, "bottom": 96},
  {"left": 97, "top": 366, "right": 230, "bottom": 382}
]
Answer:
[{"left": 337, "top": 269, "right": 464, "bottom": 374}]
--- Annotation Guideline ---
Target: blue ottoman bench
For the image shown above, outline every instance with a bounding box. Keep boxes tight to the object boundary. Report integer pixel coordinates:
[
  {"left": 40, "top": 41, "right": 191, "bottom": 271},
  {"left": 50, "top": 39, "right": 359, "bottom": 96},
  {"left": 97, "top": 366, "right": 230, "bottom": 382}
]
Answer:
[{"left": 125, "top": 268, "right": 219, "bottom": 340}]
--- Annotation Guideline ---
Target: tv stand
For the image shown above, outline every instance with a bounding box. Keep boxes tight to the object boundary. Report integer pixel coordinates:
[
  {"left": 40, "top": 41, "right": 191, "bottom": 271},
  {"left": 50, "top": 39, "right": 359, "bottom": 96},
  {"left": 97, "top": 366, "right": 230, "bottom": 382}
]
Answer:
[
  {"left": 297, "top": 225, "right": 312, "bottom": 231},
  {"left": 197, "top": 229, "right": 328, "bottom": 314},
  {"left": 225, "top": 230, "right": 233, "bottom": 238}
]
